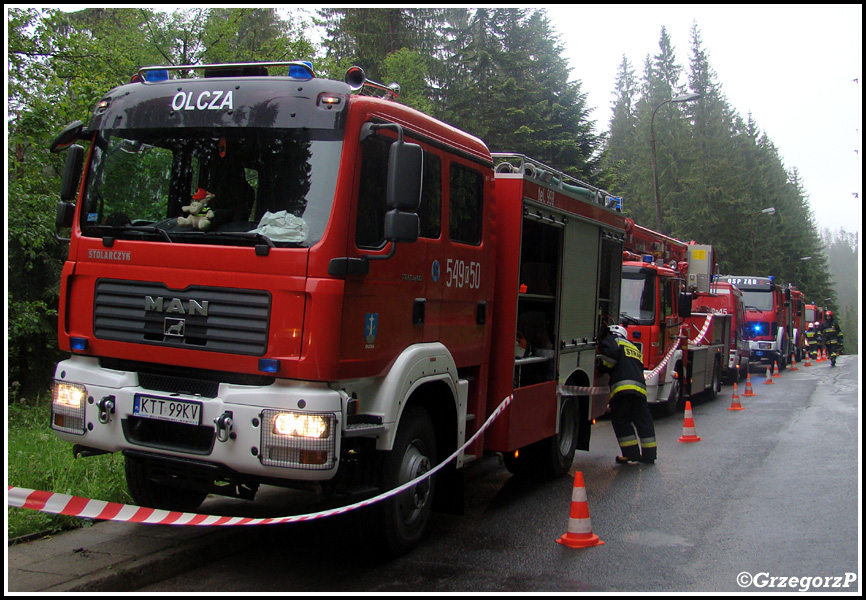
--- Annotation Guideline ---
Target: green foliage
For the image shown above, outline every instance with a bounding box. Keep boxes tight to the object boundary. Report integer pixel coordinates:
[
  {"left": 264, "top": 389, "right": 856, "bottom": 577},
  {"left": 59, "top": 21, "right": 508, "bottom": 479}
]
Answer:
[
  {"left": 7, "top": 396, "right": 131, "bottom": 539},
  {"left": 6, "top": 7, "right": 314, "bottom": 395}
]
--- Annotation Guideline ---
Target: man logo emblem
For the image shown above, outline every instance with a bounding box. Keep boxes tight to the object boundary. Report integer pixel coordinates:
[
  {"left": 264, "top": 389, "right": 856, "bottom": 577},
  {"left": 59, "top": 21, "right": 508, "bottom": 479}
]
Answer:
[{"left": 165, "top": 318, "right": 185, "bottom": 337}]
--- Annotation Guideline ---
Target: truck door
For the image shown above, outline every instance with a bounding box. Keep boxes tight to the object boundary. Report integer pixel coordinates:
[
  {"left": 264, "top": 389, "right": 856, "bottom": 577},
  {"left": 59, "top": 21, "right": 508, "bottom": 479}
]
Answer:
[
  {"left": 339, "top": 132, "right": 442, "bottom": 369},
  {"left": 436, "top": 160, "right": 491, "bottom": 367}
]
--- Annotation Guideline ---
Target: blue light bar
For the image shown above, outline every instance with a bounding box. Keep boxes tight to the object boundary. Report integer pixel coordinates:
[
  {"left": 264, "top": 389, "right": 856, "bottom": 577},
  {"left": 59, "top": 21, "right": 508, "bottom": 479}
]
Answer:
[
  {"left": 642, "top": 255, "right": 654, "bottom": 264},
  {"left": 259, "top": 358, "right": 280, "bottom": 373},
  {"left": 288, "top": 61, "right": 314, "bottom": 79},
  {"left": 144, "top": 69, "right": 169, "bottom": 82},
  {"left": 70, "top": 337, "right": 88, "bottom": 351}
]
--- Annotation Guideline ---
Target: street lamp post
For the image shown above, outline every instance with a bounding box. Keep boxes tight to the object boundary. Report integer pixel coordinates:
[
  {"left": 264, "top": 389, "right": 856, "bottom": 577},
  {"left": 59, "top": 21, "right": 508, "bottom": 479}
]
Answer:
[
  {"left": 797, "top": 256, "right": 812, "bottom": 289},
  {"left": 749, "top": 207, "right": 776, "bottom": 273},
  {"left": 651, "top": 92, "right": 701, "bottom": 233}
]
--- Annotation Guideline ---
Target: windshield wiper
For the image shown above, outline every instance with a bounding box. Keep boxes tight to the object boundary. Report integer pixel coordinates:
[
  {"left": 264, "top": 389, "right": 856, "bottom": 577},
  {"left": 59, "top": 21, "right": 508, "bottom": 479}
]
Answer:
[
  {"left": 206, "top": 231, "right": 277, "bottom": 247},
  {"left": 88, "top": 224, "right": 173, "bottom": 243}
]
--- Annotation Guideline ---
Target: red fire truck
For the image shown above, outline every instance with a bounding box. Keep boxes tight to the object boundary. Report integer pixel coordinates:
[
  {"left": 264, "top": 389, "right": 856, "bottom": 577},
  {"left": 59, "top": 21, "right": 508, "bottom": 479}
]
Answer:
[
  {"left": 805, "top": 303, "right": 824, "bottom": 326},
  {"left": 618, "top": 223, "right": 728, "bottom": 414},
  {"left": 718, "top": 275, "right": 792, "bottom": 370},
  {"left": 788, "top": 286, "right": 807, "bottom": 362},
  {"left": 48, "top": 62, "right": 626, "bottom": 555},
  {"left": 694, "top": 280, "right": 750, "bottom": 382}
]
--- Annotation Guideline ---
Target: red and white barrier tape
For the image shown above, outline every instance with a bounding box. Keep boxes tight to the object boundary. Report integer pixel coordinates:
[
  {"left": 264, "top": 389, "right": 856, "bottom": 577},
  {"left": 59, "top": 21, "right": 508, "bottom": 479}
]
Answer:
[
  {"left": 7, "top": 395, "right": 513, "bottom": 526},
  {"left": 688, "top": 314, "right": 714, "bottom": 346},
  {"left": 645, "top": 315, "right": 713, "bottom": 380},
  {"left": 557, "top": 384, "right": 609, "bottom": 396}
]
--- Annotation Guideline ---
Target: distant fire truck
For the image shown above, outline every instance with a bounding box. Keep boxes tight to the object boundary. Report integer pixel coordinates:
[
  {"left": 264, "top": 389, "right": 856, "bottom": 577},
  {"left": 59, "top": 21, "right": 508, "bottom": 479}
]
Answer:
[
  {"left": 618, "top": 221, "right": 728, "bottom": 414},
  {"left": 719, "top": 276, "right": 792, "bottom": 370}
]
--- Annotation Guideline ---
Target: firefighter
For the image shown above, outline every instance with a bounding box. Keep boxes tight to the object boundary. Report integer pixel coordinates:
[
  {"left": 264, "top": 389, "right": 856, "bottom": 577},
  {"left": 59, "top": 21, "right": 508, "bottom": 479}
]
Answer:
[
  {"left": 804, "top": 321, "right": 819, "bottom": 361},
  {"left": 597, "top": 324, "right": 656, "bottom": 464},
  {"left": 818, "top": 311, "right": 843, "bottom": 367}
]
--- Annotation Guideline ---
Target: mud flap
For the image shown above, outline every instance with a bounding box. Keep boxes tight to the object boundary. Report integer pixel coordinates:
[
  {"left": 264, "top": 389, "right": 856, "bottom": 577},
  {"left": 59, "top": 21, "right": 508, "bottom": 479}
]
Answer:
[
  {"left": 432, "top": 463, "right": 464, "bottom": 515},
  {"left": 576, "top": 395, "right": 591, "bottom": 451}
]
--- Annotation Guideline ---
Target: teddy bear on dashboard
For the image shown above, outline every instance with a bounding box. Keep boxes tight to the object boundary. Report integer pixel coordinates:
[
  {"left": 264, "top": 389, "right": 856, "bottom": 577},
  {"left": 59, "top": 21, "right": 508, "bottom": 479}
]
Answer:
[{"left": 177, "top": 188, "right": 215, "bottom": 230}]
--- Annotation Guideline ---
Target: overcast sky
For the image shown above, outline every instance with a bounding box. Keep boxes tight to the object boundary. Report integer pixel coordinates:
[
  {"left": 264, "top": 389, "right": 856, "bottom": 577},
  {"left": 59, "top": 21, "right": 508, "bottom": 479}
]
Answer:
[{"left": 548, "top": 4, "right": 862, "bottom": 237}]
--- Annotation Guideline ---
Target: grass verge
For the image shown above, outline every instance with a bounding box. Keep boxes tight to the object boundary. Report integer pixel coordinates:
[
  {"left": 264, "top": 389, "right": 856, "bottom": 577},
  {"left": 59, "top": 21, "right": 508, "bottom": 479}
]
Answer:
[{"left": 7, "top": 394, "right": 131, "bottom": 540}]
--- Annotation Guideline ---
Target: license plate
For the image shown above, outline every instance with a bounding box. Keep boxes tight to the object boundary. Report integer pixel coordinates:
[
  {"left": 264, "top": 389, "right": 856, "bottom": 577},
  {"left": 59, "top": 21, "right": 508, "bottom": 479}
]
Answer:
[{"left": 133, "top": 394, "right": 202, "bottom": 426}]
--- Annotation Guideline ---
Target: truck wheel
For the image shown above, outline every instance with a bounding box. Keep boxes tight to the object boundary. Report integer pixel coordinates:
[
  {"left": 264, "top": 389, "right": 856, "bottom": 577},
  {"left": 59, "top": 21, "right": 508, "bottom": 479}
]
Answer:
[
  {"left": 368, "top": 405, "right": 437, "bottom": 557},
  {"left": 124, "top": 454, "right": 208, "bottom": 513},
  {"left": 705, "top": 358, "right": 721, "bottom": 400},
  {"left": 503, "top": 397, "right": 577, "bottom": 479}
]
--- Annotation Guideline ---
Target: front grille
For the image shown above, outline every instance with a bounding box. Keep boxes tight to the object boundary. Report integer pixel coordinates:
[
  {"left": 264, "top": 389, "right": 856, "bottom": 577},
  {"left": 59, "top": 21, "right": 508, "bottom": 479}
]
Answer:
[{"left": 94, "top": 279, "right": 270, "bottom": 356}]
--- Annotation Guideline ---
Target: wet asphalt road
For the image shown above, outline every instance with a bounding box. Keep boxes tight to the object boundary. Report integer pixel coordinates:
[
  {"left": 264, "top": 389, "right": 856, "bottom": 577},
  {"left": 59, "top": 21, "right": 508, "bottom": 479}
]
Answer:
[{"left": 133, "top": 356, "right": 860, "bottom": 593}]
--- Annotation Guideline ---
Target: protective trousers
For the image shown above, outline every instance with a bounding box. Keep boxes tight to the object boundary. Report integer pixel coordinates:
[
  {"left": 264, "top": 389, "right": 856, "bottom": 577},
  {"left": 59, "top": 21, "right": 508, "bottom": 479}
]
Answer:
[{"left": 609, "top": 391, "right": 657, "bottom": 462}]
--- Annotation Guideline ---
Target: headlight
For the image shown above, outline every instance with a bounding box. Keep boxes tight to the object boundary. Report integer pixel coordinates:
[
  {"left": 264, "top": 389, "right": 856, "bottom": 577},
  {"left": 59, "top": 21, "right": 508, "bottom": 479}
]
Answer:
[
  {"left": 260, "top": 410, "right": 336, "bottom": 470},
  {"left": 273, "top": 412, "right": 329, "bottom": 439},
  {"left": 53, "top": 382, "right": 85, "bottom": 408},
  {"left": 51, "top": 381, "right": 87, "bottom": 435}
]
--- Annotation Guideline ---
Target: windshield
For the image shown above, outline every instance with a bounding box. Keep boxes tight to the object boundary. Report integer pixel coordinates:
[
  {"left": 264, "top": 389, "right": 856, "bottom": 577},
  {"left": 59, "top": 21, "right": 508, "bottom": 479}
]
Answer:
[
  {"left": 740, "top": 289, "right": 774, "bottom": 311},
  {"left": 81, "top": 128, "right": 343, "bottom": 247},
  {"left": 620, "top": 270, "right": 656, "bottom": 325}
]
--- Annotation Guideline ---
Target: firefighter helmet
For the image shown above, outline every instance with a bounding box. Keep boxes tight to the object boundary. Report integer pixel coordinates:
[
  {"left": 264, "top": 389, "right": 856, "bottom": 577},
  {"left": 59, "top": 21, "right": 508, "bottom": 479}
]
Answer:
[
  {"left": 609, "top": 325, "right": 628, "bottom": 339},
  {"left": 826, "top": 310, "right": 833, "bottom": 318}
]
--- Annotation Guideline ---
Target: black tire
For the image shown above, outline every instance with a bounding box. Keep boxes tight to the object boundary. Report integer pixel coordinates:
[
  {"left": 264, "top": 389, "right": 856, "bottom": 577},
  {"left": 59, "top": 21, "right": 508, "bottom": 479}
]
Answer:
[
  {"left": 705, "top": 358, "right": 721, "bottom": 400},
  {"left": 368, "top": 405, "right": 437, "bottom": 558},
  {"left": 124, "top": 454, "right": 208, "bottom": 513},
  {"left": 503, "top": 397, "right": 577, "bottom": 479}
]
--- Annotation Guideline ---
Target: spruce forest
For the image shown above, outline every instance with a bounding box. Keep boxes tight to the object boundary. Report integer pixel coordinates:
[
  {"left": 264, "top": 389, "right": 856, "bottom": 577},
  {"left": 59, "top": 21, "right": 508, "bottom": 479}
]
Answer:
[{"left": 7, "top": 8, "right": 858, "bottom": 396}]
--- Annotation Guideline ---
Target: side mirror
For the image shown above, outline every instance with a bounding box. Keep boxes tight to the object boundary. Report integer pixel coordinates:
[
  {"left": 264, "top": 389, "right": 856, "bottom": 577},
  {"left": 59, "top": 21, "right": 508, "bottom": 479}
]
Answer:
[
  {"left": 56, "top": 201, "right": 75, "bottom": 229},
  {"left": 679, "top": 292, "right": 693, "bottom": 318},
  {"left": 386, "top": 139, "right": 423, "bottom": 211},
  {"left": 49, "top": 120, "right": 84, "bottom": 154},
  {"left": 384, "top": 138, "right": 422, "bottom": 244},
  {"left": 60, "top": 144, "right": 85, "bottom": 202},
  {"left": 383, "top": 210, "right": 419, "bottom": 243}
]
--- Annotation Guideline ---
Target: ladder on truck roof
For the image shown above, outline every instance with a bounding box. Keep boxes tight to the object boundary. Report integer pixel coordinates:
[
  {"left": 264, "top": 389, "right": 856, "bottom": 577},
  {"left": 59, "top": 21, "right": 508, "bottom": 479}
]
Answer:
[{"left": 492, "top": 153, "right": 622, "bottom": 211}]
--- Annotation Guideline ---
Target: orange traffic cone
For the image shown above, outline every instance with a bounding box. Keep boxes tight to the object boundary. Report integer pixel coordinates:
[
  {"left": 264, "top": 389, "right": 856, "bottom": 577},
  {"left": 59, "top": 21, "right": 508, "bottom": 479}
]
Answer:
[
  {"left": 789, "top": 353, "right": 799, "bottom": 371},
  {"left": 678, "top": 401, "right": 702, "bottom": 442},
  {"left": 817, "top": 348, "right": 824, "bottom": 362},
  {"left": 803, "top": 353, "right": 812, "bottom": 367},
  {"left": 743, "top": 372, "right": 757, "bottom": 396},
  {"left": 772, "top": 361, "right": 782, "bottom": 378},
  {"left": 763, "top": 364, "right": 774, "bottom": 384},
  {"left": 728, "top": 382, "right": 744, "bottom": 411},
  {"left": 556, "top": 471, "right": 604, "bottom": 548}
]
